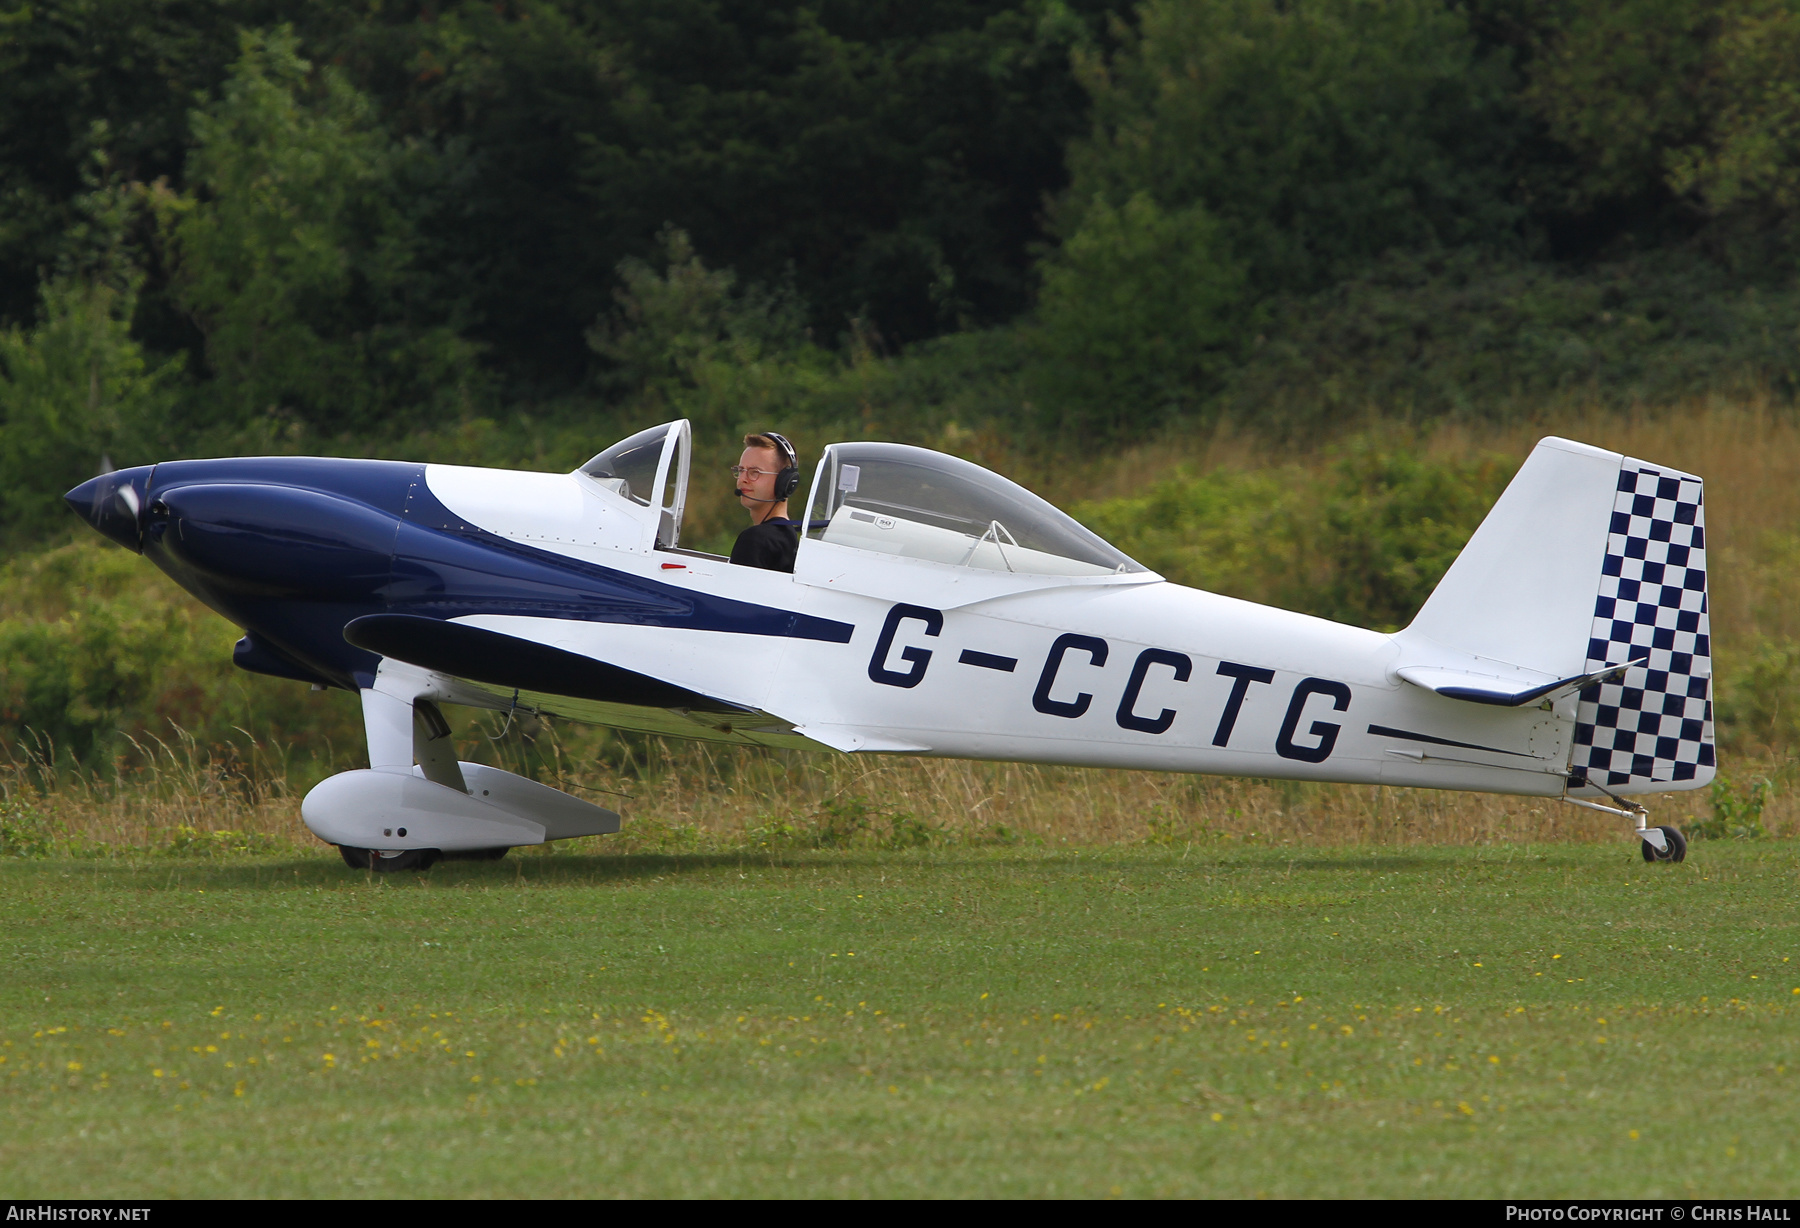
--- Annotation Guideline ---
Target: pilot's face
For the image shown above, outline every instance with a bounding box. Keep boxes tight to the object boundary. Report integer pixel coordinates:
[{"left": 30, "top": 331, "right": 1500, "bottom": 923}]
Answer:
[{"left": 737, "top": 445, "right": 783, "bottom": 514}]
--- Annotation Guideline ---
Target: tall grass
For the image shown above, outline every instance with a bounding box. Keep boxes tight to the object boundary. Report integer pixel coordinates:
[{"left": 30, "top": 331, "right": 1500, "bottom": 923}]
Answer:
[
  {"left": 3, "top": 717, "right": 1789, "bottom": 859},
  {"left": 1082, "top": 393, "right": 1800, "bottom": 574}
]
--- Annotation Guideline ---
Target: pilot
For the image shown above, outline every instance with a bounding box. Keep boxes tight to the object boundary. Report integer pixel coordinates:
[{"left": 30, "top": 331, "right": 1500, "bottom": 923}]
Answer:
[{"left": 730, "top": 431, "right": 801, "bottom": 572}]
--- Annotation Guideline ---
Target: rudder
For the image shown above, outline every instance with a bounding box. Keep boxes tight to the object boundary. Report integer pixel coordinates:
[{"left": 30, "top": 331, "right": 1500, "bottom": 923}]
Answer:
[{"left": 1571, "top": 458, "right": 1715, "bottom": 791}]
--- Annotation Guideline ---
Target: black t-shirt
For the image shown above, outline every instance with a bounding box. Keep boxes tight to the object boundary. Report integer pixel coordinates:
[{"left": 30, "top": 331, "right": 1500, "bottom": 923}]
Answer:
[{"left": 731, "top": 518, "right": 800, "bottom": 573}]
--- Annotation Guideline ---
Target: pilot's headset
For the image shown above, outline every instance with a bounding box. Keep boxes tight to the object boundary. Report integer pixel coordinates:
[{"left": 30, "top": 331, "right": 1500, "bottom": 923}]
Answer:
[{"left": 762, "top": 431, "right": 801, "bottom": 502}]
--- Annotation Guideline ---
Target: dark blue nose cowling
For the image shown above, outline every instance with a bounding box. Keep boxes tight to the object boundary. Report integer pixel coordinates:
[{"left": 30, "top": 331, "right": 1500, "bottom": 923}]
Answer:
[
  {"left": 64, "top": 466, "right": 153, "bottom": 553},
  {"left": 151, "top": 482, "right": 399, "bottom": 598}
]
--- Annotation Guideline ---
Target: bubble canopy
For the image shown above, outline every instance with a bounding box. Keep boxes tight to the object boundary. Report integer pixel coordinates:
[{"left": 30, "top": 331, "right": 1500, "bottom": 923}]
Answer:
[
  {"left": 577, "top": 419, "right": 692, "bottom": 549},
  {"left": 580, "top": 423, "right": 669, "bottom": 506},
  {"left": 804, "top": 442, "right": 1143, "bottom": 577}
]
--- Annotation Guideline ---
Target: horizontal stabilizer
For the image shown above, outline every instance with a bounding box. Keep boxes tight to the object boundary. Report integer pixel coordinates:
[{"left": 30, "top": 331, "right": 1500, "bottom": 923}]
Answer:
[
  {"left": 1396, "top": 659, "right": 1643, "bottom": 707},
  {"left": 344, "top": 614, "right": 748, "bottom": 714}
]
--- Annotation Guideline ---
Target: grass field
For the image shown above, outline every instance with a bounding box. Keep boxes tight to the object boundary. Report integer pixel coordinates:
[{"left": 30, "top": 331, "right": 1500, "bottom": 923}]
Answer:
[{"left": 2, "top": 841, "right": 1797, "bottom": 1198}]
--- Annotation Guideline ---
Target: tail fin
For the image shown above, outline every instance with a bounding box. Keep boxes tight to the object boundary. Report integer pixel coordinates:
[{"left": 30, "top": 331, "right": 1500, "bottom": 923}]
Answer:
[{"left": 1400, "top": 437, "right": 1715, "bottom": 791}]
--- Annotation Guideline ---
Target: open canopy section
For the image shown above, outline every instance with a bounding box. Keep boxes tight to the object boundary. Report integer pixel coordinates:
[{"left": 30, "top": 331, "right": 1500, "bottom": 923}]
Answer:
[
  {"left": 804, "top": 442, "right": 1143, "bottom": 577},
  {"left": 577, "top": 419, "right": 691, "bottom": 548}
]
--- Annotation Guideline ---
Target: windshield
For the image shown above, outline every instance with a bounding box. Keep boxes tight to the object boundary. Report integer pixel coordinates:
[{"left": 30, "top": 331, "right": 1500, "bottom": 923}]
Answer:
[
  {"left": 580, "top": 424, "right": 669, "bottom": 507},
  {"left": 577, "top": 419, "right": 693, "bottom": 548},
  {"left": 805, "top": 442, "right": 1143, "bottom": 576}
]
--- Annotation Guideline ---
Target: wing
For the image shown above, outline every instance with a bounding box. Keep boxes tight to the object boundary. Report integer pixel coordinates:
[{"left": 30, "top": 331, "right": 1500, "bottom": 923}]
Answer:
[{"left": 344, "top": 613, "right": 814, "bottom": 749}]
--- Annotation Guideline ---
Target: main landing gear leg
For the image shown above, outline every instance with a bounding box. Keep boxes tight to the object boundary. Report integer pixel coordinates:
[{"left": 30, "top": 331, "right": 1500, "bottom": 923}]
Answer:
[
  {"left": 334, "top": 676, "right": 460, "bottom": 872},
  {"left": 300, "top": 658, "right": 620, "bottom": 870},
  {"left": 1563, "top": 775, "right": 1687, "bottom": 863}
]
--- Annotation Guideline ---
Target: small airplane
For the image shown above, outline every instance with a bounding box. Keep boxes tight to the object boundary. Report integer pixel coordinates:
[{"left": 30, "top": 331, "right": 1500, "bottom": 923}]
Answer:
[{"left": 65, "top": 420, "right": 1713, "bottom": 870}]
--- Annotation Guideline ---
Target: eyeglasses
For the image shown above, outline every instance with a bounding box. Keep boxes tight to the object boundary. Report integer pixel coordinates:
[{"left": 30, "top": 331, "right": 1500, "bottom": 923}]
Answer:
[{"left": 729, "top": 466, "right": 779, "bottom": 479}]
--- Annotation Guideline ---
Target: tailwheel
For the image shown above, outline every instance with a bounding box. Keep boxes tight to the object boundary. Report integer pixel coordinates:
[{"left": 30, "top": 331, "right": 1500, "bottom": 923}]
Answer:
[
  {"left": 1640, "top": 825, "right": 1688, "bottom": 863},
  {"left": 339, "top": 845, "right": 441, "bottom": 872}
]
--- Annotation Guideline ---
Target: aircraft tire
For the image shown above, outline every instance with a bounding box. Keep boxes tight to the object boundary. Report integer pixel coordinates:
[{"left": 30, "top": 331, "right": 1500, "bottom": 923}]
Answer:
[
  {"left": 1640, "top": 826, "right": 1688, "bottom": 864},
  {"left": 338, "top": 845, "right": 442, "bottom": 872}
]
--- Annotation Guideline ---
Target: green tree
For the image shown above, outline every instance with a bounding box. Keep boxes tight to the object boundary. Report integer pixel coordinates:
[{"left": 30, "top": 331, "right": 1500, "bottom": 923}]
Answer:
[
  {"left": 0, "top": 162, "right": 181, "bottom": 541},
  {"left": 1035, "top": 0, "right": 1525, "bottom": 433},
  {"left": 1524, "top": 0, "right": 1719, "bottom": 211},
  {"left": 587, "top": 226, "right": 839, "bottom": 434},
  {"left": 4, "top": 2, "right": 1133, "bottom": 395},
  {"left": 590, "top": 229, "right": 804, "bottom": 403},
  {"left": 0, "top": 274, "right": 180, "bottom": 539},
  {"left": 1668, "top": 2, "right": 1800, "bottom": 250},
  {"left": 0, "top": 0, "right": 250, "bottom": 331},
  {"left": 306, "top": 0, "right": 1125, "bottom": 379},
  {"left": 1527, "top": 0, "right": 1800, "bottom": 264},
  {"left": 1029, "top": 193, "right": 1247, "bottom": 436},
  {"left": 162, "top": 27, "right": 480, "bottom": 441},
  {"left": 1062, "top": 0, "right": 1522, "bottom": 297}
]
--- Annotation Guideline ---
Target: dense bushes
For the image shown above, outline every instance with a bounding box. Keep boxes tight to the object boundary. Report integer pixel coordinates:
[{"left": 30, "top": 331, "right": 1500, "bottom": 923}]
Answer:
[
  {"left": 0, "top": 539, "right": 362, "bottom": 770},
  {"left": 1030, "top": 194, "right": 1247, "bottom": 435},
  {"left": 1075, "top": 442, "right": 1516, "bottom": 630},
  {"left": 1216, "top": 250, "right": 1800, "bottom": 424}
]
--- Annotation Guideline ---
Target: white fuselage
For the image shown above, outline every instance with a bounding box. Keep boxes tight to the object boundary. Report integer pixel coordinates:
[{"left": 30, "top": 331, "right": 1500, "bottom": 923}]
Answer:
[{"left": 429, "top": 462, "right": 1576, "bottom": 800}]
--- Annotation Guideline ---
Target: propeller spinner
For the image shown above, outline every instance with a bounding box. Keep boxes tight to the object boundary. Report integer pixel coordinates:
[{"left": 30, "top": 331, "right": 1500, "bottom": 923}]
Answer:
[{"left": 64, "top": 466, "right": 153, "bottom": 552}]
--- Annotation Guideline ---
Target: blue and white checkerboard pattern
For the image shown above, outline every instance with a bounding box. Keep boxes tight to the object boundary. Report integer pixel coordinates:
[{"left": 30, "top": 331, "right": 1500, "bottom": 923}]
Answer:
[{"left": 1571, "top": 459, "right": 1714, "bottom": 787}]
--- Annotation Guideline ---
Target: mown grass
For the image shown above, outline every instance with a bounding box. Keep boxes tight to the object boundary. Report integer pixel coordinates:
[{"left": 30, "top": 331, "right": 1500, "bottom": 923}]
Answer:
[{"left": 1, "top": 842, "right": 1796, "bottom": 1198}]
